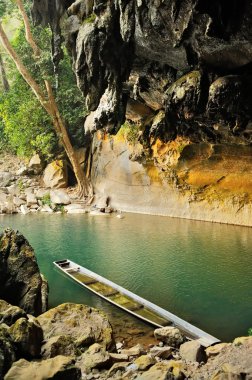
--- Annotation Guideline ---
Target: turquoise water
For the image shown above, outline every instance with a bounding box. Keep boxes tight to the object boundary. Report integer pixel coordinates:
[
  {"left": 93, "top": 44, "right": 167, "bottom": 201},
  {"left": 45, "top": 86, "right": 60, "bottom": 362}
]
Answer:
[{"left": 0, "top": 213, "right": 252, "bottom": 342}]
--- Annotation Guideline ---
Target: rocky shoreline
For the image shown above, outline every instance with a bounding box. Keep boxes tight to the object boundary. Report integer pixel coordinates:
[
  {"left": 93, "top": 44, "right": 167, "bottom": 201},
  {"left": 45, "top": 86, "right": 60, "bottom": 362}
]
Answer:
[
  {"left": 0, "top": 228, "right": 251, "bottom": 379},
  {"left": 0, "top": 153, "right": 110, "bottom": 216}
]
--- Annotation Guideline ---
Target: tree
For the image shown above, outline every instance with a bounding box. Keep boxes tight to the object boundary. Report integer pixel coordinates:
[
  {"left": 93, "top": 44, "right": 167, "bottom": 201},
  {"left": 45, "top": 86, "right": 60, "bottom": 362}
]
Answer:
[
  {"left": 0, "top": 0, "right": 92, "bottom": 199},
  {"left": 0, "top": 52, "right": 9, "bottom": 91}
]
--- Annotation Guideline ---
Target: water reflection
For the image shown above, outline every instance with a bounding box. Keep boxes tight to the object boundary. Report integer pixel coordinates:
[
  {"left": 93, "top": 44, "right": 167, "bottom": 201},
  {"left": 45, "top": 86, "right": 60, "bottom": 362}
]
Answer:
[{"left": 0, "top": 213, "right": 251, "bottom": 341}]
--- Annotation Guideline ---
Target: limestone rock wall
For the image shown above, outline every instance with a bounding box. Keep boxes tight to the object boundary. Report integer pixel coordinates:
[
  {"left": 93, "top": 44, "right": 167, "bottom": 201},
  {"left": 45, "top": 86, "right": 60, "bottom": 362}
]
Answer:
[
  {"left": 32, "top": 0, "right": 252, "bottom": 225},
  {"left": 92, "top": 132, "right": 252, "bottom": 226},
  {"left": 32, "top": 0, "right": 252, "bottom": 140}
]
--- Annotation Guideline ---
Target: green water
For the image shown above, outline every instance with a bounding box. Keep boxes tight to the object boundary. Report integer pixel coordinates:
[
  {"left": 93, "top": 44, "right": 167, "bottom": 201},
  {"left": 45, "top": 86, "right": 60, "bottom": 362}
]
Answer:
[{"left": 0, "top": 213, "right": 252, "bottom": 342}]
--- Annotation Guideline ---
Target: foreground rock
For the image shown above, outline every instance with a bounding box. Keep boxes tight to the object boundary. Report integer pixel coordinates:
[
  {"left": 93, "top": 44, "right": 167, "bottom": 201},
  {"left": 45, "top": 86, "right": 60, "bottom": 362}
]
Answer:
[
  {"left": 179, "top": 340, "right": 206, "bottom": 363},
  {"left": 0, "top": 229, "right": 48, "bottom": 316},
  {"left": 9, "top": 316, "right": 43, "bottom": 358},
  {"left": 0, "top": 300, "right": 27, "bottom": 326},
  {"left": 0, "top": 325, "right": 16, "bottom": 379},
  {"left": 4, "top": 356, "right": 81, "bottom": 380},
  {"left": 77, "top": 343, "right": 111, "bottom": 374},
  {"left": 37, "top": 303, "right": 114, "bottom": 350},
  {"left": 41, "top": 335, "right": 76, "bottom": 359},
  {"left": 194, "top": 336, "right": 252, "bottom": 379},
  {"left": 154, "top": 326, "right": 186, "bottom": 348}
]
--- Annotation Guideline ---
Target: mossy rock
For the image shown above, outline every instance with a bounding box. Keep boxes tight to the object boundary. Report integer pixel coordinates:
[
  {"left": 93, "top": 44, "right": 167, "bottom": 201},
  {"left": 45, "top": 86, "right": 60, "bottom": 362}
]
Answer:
[{"left": 38, "top": 303, "right": 114, "bottom": 350}]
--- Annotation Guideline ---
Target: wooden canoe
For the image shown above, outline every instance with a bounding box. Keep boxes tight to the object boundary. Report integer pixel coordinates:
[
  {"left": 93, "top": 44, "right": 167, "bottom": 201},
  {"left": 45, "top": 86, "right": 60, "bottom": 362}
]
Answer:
[{"left": 53, "top": 259, "right": 220, "bottom": 347}]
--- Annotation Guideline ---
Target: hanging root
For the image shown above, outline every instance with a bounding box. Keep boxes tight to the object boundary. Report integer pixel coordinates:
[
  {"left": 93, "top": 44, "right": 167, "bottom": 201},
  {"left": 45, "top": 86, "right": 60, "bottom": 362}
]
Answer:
[{"left": 76, "top": 181, "right": 94, "bottom": 203}]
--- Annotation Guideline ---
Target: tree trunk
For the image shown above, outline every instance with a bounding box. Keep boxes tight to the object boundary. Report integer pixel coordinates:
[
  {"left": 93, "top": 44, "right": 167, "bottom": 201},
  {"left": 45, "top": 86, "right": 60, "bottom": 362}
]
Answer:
[
  {"left": 45, "top": 81, "right": 92, "bottom": 197},
  {"left": 0, "top": 52, "right": 10, "bottom": 92},
  {"left": 0, "top": 19, "right": 92, "bottom": 199}
]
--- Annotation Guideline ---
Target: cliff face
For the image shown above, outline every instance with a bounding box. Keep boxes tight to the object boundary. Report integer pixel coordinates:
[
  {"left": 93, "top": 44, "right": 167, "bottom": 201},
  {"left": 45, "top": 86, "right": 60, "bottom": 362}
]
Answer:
[{"left": 32, "top": 0, "right": 252, "bottom": 225}]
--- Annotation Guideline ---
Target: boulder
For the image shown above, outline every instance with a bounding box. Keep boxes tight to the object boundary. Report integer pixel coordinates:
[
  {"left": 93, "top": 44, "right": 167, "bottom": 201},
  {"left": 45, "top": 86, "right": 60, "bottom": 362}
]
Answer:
[
  {"left": 9, "top": 316, "right": 43, "bottom": 358},
  {"left": 137, "top": 360, "right": 186, "bottom": 380},
  {"left": 0, "top": 191, "right": 8, "bottom": 213},
  {"left": 39, "top": 204, "right": 53, "bottom": 213},
  {"left": 233, "top": 336, "right": 252, "bottom": 346},
  {"left": 65, "top": 208, "right": 87, "bottom": 214},
  {"left": 154, "top": 326, "right": 186, "bottom": 348},
  {"left": 0, "top": 325, "right": 16, "bottom": 379},
  {"left": 35, "top": 189, "right": 50, "bottom": 199},
  {"left": 26, "top": 192, "right": 37, "bottom": 206},
  {"left": 13, "top": 197, "right": 26, "bottom": 207},
  {"left": 0, "top": 172, "right": 13, "bottom": 187},
  {"left": 211, "top": 364, "right": 244, "bottom": 380},
  {"left": 136, "top": 362, "right": 175, "bottom": 380},
  {"left": 4, "top": 195, "right": 16, "bottom": 214},
  {"left": 194, "top": 336, "right": 252, "bottom": 379},
  {"left": 28, "top": 154, "right": 44, "bottom": 175},
  {"left": 120, "top": 344, "right": 145, "bottom": 357},
  {"left": 109, "top": 352, "right": 129, "bottom": 362},
  {"left": 6, "top": 185, "right": 20, "bottom": 196},
  {"left": 64, "top": 204, "right": 87, "bottom": 213},
  {"left": 16, "top": 166, "right": 28, "bottom": 176},
  {"left": 206, "top": 343, "right": 231, "bottom": 358},
  {"left": 50, "top": 189, "right": 71, "bottom": 205},
  {"left": 77, "top": 343, "right": 111, "bottom": 374},
  {"left": 134, "top": 355, "right": 155, "bottom": 371},
  {"left": 179, "top": 340, "right": 206, "bottom": 363},
  {"left": 0, "top": 229, "right": 48, "bottom": 316},
  {"left": 107, "top": 362, "right": 130, "bottom": 378},
  {"left": 43, "top": 160, "right": 68, "bottom": 188},
  {"left": 20, "top": 205, "right": 30, "bottom": 215},
  {"left": 4, "top": 356, "right": 81, "bottom": 380},
  {"left": 41, "top": 335, "right": 76, "bottom": 359},
  {"left": 0, "top": 300, "right": 27, "bottom": 326},
  {"left": 37, "top": 303, "right": 114, "bottom": 350},
  {"left": 149, "top": 345, "right": 172, "bottom": 359}
]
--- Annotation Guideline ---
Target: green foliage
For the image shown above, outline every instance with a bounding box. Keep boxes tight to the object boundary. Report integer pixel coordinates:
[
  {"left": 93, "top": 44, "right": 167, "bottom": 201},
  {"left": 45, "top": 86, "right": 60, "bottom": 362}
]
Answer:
[
  {"left": 0, "top": 0, "right": 16, "bottom": 18},
  {"left": 41, "top": 193, "right": 51, "bottom": 206},
  {"left": 117, "top": 122, "right": 139, "bottom": 145},
  {"left": 56, "top": 51, "right": 87, "bottom": 147},
  {"left": 17, "top": 179, "right": 24, "bottom": 191},
  {"left": 0, "top": 1, "right": 87, "bottom": 159},
  {"left": 0, "top": 119, "right": 10, "bottom": 152},
  {"left": 83, "top": 13, "right": 96, "bottom": 24},
  {"left": 248, "top": 328, "right": 252, "bottom": 336},
  {"left": 54, "top": 204, "right": 65, "bottom": 213},
  {"left": 0, "top": 78, "right": 57, "bottom": 158}
]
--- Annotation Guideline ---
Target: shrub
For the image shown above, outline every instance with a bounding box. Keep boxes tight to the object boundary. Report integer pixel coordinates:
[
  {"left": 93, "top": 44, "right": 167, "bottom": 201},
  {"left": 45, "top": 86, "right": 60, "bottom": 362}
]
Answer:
[
  {"left": 41, "top": 193, "right": 51, "bottom": 206},
  {"left": 117, "top": 122, "right": 139, "bottom": 145}
]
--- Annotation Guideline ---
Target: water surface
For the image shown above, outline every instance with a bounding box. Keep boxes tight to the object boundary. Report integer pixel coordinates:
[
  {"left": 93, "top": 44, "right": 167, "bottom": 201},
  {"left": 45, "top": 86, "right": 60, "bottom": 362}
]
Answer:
[{"left": 0, "top": 213, "right": 251, "bottom": 342}]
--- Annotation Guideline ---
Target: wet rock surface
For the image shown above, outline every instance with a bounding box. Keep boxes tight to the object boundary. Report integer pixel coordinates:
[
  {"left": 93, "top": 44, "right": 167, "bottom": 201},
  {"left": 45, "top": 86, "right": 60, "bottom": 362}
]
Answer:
[{"left": 0, "top": 229, "right": 48, "bottom": 316}]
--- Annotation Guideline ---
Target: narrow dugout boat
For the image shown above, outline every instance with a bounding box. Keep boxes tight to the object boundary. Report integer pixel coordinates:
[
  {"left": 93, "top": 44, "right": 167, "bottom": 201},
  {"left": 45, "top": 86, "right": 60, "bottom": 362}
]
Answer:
[{"left": 53, "top": 259, "right": 220, "bottom": 347}]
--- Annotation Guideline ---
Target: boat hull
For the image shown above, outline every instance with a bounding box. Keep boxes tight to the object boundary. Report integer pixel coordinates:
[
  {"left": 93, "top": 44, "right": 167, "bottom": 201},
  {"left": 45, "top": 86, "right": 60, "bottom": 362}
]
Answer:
[{"left": 53, "top": 259, "right": 220, "bottom": 347}]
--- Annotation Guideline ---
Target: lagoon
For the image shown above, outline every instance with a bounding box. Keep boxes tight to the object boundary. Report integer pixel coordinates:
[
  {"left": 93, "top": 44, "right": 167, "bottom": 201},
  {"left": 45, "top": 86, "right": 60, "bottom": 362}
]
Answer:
[{"left": 0, "top": 213, "right": 251, "bottom": 342}]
